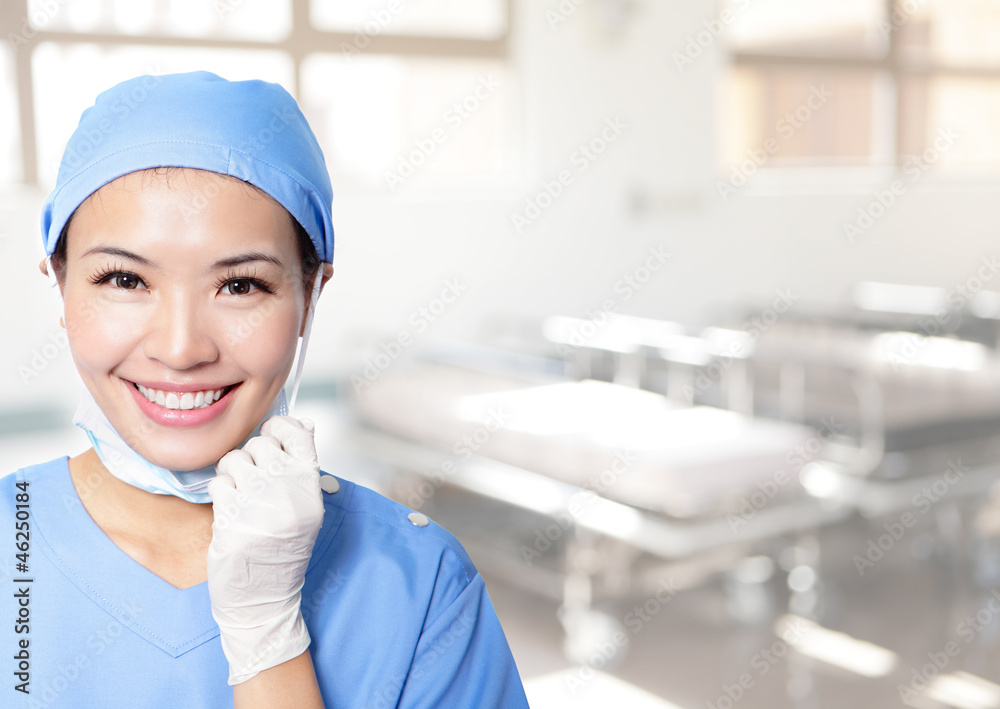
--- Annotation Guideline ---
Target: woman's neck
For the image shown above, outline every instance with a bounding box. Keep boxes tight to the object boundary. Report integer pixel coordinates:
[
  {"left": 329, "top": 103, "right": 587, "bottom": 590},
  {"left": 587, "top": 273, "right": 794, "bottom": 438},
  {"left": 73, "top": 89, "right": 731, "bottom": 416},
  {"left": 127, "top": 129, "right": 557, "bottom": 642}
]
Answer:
[{"left": 68, "top": 448, "right": 215, "bottom": 589}]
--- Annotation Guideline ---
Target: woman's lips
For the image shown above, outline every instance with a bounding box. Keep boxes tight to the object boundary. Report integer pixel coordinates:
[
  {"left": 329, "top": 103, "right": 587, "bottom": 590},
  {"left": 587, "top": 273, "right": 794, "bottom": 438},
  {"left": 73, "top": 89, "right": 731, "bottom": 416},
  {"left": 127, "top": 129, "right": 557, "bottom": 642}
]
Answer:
[{"left": 126, "top": 379, "right": 239, "bottom": 428}]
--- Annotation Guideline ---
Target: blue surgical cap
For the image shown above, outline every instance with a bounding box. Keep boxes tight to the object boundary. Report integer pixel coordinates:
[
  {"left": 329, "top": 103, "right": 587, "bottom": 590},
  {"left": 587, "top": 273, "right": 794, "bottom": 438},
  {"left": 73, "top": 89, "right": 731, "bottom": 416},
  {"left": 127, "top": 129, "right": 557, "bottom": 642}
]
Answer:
[{"left": 41, "top": 70, "right": 334, "bottom": 263}]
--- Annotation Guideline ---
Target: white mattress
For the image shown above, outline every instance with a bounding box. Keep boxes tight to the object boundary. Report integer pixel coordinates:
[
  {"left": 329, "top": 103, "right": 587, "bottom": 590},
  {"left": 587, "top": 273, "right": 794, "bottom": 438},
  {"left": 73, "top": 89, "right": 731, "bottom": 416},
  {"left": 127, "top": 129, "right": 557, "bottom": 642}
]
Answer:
[{"left": 351, "top": 362, "right": 816, "bottom": 516}]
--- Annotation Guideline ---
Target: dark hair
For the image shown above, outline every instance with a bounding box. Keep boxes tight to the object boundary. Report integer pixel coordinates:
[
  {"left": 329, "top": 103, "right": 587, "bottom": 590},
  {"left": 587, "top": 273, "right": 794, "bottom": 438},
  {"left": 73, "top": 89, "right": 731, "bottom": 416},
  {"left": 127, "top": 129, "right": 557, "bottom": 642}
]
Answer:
[
  {"left": 294, "top": 218, "right": 322, "bottom": 293},
  {"left": 49, "top": 169, "right": 322, "bottom": 292}
]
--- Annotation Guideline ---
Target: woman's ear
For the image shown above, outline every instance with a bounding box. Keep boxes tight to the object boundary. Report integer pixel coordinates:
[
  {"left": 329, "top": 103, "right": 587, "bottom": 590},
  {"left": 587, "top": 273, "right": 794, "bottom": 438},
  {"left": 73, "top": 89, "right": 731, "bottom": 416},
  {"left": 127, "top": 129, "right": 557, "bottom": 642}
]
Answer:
[
  {"left": 320, "top": 262, "right": 334, "bottom": 290},
  {"left": 299, "top": 263, "right": 334, "bottom": 337},
  {"left": 39, "top": 258, "right": 48, "bottom": 276}
]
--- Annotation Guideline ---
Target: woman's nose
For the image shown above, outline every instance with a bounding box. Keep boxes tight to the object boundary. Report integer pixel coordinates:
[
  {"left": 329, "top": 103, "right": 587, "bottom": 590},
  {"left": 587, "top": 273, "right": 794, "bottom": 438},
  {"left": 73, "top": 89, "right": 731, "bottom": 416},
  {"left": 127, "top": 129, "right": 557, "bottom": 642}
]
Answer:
[{"left": 142, "top": 295, "right": 219, "bottom": 370}]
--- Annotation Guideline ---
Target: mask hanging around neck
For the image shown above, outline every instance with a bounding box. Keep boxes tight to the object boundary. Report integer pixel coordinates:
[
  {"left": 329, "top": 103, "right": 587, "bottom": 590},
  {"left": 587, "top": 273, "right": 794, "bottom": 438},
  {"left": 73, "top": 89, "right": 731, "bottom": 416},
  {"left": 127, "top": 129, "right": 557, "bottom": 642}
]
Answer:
[{"left": 73, "top": 385, "right": 288, "bottom": 504}]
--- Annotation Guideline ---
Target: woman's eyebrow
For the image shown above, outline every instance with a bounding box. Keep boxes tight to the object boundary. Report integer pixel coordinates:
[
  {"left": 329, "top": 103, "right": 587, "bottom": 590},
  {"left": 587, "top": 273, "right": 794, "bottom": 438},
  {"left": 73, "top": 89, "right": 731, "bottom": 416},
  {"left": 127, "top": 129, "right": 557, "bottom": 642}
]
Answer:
[
  {"left": 211, "top": 251, "right": 284, "bottom": 269},
  {"left": 81, "top": 245, "right": 153, "bottom": 266},
  {"left": 79, "top": 246, "right": 284, "bottom": 269}
]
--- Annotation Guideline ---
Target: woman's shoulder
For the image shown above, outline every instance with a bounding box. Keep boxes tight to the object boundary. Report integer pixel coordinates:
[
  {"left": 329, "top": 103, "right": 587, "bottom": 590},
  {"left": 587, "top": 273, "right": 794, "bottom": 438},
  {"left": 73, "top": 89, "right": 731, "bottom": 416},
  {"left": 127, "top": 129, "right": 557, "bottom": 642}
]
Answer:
[
  {"left": 317, "top": 472, "right": 476, "bottom": 570},
  {"left": 1, "top": 456, "right": 68, "bottom": 480},
  {"left": 0, "top": 456, "right": 69, "bottom": 500},
  {"left": 310, "top": 472, "right": 481, "bottom": 606}
]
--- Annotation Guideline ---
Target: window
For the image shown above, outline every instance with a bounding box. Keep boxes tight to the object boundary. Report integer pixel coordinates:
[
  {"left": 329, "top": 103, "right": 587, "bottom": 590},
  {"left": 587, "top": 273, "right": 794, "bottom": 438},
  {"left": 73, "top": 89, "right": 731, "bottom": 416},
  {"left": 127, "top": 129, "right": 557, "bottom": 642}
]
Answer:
[
  {"left": 721, "top": 0, "right": 1000, "bottom": 172},
  {"left": 27, "top": 0, "right": 292, "bottom": 40},
  {"left": 301, "top": 54, "right": 514, "bottom": 191},
  {"left": 5, "top": 0, "right": 513, "bottom": 191},
  {"left": 310, "top": 0, "right": 506, "bottom": 39},
  {"left": 32, "top": 43, "right": 295, "bottom": 185},
  {"left": 0, "top": 44, "right": 20, "bottom": 184}
]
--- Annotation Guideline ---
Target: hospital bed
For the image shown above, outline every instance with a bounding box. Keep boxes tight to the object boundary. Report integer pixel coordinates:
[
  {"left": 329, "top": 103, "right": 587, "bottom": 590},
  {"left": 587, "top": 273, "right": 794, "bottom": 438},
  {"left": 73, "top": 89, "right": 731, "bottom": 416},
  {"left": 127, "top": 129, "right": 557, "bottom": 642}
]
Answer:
[{"left": 340, "top": 339, "right": 863, "bottom": 662}]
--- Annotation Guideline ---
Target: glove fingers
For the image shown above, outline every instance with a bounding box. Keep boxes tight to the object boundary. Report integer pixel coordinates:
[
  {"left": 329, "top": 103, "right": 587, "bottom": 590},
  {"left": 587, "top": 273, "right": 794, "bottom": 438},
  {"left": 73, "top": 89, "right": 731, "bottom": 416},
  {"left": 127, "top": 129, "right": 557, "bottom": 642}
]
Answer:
[
  {"left": 217, "top": 449, "right": 261, "bottom": 490},
  {"left": 208, "top": 473, "right": 247, "bottom": 536},
  {"left": 208, "top": 472, "right": 236, "bottom": 502},
  {"left": 260, "top": 415, "right": 319, "bottom": 467},
  {"left": 242, "top": 435, "right": 292, "bottom": 479}
]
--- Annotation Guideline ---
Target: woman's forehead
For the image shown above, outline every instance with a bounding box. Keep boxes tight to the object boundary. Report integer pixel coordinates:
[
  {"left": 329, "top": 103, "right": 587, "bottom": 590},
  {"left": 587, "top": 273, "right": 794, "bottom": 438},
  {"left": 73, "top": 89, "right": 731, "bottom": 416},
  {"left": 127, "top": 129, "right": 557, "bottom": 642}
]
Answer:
[
  {"left": 68, "top": 169, "right": 299, "bottom": 260},
  {"left": 98, "top": 167, "right": 275, "bottom": 198}
]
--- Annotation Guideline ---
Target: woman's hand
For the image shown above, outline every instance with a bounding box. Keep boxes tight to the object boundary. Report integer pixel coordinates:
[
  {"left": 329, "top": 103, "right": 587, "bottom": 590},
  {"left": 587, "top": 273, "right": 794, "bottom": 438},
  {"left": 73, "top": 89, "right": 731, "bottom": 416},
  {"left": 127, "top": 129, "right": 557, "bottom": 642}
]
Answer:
[{"left": 207, "top": 415, "right": 325, "bottom": 689}]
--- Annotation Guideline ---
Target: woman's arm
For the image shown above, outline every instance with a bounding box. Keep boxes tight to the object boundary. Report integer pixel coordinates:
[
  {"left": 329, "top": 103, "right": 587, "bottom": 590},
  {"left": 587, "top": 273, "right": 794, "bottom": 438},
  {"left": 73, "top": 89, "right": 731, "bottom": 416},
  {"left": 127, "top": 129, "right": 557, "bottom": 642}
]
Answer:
[
  {"left": 208, "top": 416, "right": 328, "bottom": 702},
  {"left": 233, "top": 649, "right": 325, "bottom": 708}
]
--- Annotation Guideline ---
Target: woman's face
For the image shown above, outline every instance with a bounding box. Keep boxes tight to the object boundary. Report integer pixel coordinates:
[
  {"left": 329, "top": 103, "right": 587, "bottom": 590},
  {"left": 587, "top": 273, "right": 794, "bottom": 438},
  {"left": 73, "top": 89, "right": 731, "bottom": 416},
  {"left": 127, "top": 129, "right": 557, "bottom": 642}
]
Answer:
[{"left": 60, "top": 168, "right": 307, "bottom": 471}]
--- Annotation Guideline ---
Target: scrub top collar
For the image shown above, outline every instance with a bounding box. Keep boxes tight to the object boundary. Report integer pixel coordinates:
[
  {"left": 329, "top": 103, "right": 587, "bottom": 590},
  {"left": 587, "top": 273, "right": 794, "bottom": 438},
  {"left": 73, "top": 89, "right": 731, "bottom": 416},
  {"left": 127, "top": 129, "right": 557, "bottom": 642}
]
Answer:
[
  {"left": 31, "top": 456, "right": 220, "bottom": 658},
  {"left": 29, "top": 456, "right": 349, "bottom": 658}
]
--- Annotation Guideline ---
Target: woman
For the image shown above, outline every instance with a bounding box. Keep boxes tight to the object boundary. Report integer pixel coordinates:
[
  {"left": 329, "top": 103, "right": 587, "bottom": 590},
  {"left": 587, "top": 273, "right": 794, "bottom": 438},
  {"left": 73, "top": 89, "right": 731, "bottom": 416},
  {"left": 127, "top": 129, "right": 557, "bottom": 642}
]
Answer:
[{"left": 5, "top": 71, "right": 530, "bottom": 708}]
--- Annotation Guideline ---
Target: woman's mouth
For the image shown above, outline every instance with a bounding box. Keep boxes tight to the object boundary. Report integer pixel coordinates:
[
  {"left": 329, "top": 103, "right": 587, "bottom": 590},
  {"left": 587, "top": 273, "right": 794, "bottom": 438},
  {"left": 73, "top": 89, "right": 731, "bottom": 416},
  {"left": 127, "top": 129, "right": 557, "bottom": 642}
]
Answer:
[
  {"left": 125, "top": 379, "right": 241, "bottom": 427},
  {"left": 133, "top": 383, "right": 236, "bottom": 411}
]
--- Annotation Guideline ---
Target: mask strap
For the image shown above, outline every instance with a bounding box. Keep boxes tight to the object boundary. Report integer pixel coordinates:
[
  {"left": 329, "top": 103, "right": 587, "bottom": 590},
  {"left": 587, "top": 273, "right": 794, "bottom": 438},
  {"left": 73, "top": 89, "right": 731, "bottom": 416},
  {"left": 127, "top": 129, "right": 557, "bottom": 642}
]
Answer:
[{"left": 287, "top": 265, "right": 325, "bottom": 414}]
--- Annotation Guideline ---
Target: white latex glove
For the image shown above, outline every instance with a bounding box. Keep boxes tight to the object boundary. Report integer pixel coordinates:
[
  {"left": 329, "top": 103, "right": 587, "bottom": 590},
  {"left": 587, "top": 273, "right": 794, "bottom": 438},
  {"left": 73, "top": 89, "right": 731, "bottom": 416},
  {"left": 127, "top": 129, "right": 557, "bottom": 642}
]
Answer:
[{"left": 207, "top": 415, "right": 325, "bottom": 685}]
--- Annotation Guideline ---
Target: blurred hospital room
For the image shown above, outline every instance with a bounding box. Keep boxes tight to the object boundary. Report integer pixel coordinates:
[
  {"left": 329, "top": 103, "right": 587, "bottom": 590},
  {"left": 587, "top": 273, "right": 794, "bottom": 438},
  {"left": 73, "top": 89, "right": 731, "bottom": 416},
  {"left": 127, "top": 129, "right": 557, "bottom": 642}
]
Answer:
[{"left": 12, "top": 0, "right": 1000, "bottom": 706}]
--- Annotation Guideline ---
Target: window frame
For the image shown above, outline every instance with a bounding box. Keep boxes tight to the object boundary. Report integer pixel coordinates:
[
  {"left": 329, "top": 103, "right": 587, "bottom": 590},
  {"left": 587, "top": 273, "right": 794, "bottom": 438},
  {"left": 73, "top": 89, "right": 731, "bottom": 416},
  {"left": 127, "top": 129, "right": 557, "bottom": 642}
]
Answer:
[
  {"left": 728, "top": 0, "right": 1000, "bottom": 174},
  {"left": 4, "top": 0, "right": 510, "bottom": 186}
]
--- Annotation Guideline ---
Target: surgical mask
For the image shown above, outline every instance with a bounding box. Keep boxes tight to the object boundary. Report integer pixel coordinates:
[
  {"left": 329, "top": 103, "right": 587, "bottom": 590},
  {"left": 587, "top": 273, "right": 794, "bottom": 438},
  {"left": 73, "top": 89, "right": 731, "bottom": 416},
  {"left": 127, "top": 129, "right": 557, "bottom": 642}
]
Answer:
[
  {"left": 73, "top": 386, "right": 288, "bottom": 503},
  {"left": 68, "top": 266, "right": 323, "bottom": 504}
]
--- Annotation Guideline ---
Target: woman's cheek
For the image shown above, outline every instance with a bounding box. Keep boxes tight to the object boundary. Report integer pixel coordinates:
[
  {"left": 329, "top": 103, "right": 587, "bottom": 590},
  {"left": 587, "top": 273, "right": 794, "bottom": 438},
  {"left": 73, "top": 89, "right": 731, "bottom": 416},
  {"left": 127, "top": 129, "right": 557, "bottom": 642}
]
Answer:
[
  {"left": 221, "top": 299, "right": 301, "bottom": 371},
  {"left": 65, "top": 295, "right": 145, "bottom": 370},
  {"left": 221, "top": 297, "right": 285, "bottom": 348}
]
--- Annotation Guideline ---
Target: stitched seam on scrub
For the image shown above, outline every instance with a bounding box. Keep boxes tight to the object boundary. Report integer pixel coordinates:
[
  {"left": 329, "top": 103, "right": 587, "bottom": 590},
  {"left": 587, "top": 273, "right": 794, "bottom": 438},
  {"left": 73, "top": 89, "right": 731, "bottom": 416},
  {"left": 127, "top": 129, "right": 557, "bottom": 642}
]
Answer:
[
  {"left": 30, "top": 469, "right": 200, "bottom": 654},
  {"left": 305, "top": 475, "right": 351, "bottom": 576},
  {"left": 335, "top": 508, "right": 474, "bottom": 586}
]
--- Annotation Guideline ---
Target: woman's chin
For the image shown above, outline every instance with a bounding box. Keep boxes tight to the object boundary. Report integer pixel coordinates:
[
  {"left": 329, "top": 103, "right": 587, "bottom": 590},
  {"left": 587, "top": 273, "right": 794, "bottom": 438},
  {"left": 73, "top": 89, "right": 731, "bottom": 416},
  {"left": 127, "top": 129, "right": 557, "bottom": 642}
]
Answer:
[{"left": 138, "top": 449, "right": 224, "bottom": 473}]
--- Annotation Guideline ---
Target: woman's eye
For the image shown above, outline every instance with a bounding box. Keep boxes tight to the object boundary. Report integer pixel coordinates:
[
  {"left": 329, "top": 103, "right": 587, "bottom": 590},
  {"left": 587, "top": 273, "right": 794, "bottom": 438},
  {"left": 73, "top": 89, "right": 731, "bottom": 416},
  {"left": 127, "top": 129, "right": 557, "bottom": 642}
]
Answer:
[
  {"left": 222, "top": 279, "right": 258, "bottom": 296},
  {"left": 111, "top": 273, "right": 143, "bottom": 290}
]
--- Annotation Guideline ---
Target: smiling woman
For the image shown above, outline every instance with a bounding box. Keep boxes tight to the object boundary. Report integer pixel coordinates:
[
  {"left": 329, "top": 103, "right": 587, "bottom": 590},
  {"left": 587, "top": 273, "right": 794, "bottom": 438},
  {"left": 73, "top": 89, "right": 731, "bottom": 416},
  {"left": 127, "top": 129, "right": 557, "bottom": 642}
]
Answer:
[
  {"left": 54, "top": 168, "right": 308, "bottom": 472},
  {"left": 1, "top": 71, "right": 529, "bottom": 708}
]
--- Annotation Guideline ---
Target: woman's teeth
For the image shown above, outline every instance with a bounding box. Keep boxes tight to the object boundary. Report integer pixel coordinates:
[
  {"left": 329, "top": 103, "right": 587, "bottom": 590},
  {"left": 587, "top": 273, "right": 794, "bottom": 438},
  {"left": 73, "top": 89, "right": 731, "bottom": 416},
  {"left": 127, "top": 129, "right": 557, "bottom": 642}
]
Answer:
[{"left": 136, "top": 384, "right": 228, "bottom": 410}]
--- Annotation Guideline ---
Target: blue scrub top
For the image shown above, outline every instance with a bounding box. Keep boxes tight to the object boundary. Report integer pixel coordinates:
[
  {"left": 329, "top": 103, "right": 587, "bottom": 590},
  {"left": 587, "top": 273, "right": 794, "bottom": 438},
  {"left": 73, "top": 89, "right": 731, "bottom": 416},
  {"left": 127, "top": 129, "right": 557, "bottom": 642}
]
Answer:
[{"left": 0, "top": 457, "right": 530, "bottom": 708}]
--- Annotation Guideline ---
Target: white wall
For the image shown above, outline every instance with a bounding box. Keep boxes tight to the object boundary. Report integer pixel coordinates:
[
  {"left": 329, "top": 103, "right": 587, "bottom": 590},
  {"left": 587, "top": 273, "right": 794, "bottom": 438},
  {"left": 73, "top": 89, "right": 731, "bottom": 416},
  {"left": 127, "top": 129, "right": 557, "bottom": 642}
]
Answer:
[{"left": 4, "top": 0, "right": 1000, "bottom": 413}]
